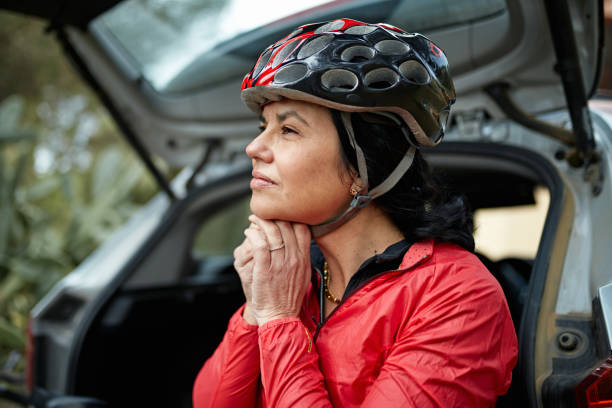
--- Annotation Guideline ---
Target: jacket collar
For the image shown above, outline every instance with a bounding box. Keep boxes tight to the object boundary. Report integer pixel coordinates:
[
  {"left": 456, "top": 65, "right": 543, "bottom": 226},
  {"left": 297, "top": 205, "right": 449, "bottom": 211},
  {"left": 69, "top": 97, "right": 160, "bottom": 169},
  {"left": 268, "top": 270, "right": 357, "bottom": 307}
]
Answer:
[
  {"left": 310, "top": 238, "right": 433, "bottom": 275},
  {"left": 310, "top": 238, "right": 412, "bottom": 276},
  {"left": 398, "top": 238, "right": 434, "bottom": 270}
]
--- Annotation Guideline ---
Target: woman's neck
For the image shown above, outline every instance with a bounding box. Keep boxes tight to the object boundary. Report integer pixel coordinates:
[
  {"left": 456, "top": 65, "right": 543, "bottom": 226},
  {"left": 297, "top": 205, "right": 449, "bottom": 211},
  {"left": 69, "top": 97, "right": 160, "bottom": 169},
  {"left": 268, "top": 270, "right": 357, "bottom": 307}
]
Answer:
[{"left": 314, "top": 204, "right": 404, "bottom": 293}]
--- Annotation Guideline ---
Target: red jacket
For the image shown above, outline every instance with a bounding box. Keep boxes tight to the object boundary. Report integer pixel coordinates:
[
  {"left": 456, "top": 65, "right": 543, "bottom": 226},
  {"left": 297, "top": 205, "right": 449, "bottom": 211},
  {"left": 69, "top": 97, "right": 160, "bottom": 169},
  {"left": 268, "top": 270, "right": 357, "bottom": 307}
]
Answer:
[{"left": 193, "top": 239, "right": 518, "bottom": 407}]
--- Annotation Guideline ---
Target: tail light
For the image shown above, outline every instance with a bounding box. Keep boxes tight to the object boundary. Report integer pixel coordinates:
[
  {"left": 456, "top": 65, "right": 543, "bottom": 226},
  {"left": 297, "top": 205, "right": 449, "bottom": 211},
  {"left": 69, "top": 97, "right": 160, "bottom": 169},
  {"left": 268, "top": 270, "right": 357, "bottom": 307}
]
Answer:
[
  {"left": 25, "top": 318, "right": 34, "bottom": 392},
  {"left": 576, "top": 356, "right": 612, "bottom": 407}
]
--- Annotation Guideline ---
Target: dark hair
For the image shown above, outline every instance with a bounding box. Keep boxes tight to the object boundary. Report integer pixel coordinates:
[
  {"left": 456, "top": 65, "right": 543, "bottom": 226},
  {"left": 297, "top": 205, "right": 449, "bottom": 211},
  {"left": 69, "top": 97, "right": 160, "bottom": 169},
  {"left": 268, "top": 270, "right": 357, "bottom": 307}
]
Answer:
[{"left": 331, "top": 110, "right": 475, "bottom": 252}]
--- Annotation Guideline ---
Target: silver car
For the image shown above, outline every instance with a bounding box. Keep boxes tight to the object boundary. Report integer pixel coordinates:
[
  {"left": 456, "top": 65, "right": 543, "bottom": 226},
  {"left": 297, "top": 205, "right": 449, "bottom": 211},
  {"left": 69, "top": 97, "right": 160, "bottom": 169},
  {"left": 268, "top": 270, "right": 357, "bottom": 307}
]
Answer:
[{"left": 1, "top": 0, "right": 611, "bottom": 407}]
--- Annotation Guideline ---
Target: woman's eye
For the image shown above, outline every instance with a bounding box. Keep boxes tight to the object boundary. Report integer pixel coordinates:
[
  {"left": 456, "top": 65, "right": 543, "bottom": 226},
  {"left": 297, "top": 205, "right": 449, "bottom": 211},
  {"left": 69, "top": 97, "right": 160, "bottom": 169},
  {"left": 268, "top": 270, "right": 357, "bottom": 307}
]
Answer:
[
  {"left": 281, "top": 126, "right": 297, "bottom": 135},
  {"left": 258, "top": 125, "right": 266, "bottom": 132}
]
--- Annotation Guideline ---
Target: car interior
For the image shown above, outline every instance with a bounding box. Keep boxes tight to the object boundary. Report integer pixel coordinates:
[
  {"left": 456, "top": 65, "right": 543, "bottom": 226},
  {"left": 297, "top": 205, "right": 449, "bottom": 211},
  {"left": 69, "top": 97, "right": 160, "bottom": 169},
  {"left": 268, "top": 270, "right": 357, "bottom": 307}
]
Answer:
[{"left": 56, "top": 139, "right": 564, "bottom": 408}]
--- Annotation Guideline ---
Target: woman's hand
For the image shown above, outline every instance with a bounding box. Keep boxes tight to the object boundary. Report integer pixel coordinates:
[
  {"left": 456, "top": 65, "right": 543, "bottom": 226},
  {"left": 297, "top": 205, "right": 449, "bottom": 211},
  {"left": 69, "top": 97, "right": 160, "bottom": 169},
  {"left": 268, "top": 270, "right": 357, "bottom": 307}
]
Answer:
[{"left": 242, "top": 214, "right": 312, "bottom": 326}]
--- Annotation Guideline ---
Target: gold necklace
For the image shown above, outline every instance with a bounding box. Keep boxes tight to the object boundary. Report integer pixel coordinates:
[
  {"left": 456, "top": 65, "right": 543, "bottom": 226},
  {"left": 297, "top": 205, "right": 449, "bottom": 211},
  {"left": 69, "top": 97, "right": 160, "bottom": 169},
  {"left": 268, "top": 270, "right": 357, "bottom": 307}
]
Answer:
[{"left": 323, "top": 261, "right": 341, "bottom": 304}]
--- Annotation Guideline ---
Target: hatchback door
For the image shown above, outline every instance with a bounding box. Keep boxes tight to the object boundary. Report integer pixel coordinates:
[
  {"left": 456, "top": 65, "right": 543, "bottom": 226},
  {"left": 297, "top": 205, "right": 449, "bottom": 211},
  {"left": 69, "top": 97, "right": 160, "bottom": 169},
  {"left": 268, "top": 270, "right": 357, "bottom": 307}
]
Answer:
[{"left": 2, "top": 0, "right": 603, "bottom": 183}]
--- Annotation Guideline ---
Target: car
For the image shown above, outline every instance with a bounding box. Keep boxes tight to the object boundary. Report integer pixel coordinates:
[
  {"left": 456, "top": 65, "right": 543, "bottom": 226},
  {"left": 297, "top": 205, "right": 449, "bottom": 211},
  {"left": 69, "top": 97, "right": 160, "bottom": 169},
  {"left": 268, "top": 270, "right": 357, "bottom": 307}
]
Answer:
[{"left": 1, "top": 0, "right": 611, "bottom": 407}]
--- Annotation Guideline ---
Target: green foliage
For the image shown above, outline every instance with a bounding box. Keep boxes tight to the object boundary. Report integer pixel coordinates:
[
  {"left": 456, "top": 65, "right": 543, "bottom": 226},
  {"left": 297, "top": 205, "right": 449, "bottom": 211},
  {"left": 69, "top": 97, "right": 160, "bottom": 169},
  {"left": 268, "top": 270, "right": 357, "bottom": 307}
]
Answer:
[
  {"left": 0, "top": 93, "right": 157, "bottom": 376},
  {"left": 0, "top": 11, "right": 158, "bottom": 381}
]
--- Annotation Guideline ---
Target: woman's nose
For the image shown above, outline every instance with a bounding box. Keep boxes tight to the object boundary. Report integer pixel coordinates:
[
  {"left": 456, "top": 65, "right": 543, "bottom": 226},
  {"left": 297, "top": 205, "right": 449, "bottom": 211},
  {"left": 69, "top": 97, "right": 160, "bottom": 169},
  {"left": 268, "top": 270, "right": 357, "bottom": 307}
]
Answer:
[{"left": 246, "top": 132, "right": 273, "bottom": 162}]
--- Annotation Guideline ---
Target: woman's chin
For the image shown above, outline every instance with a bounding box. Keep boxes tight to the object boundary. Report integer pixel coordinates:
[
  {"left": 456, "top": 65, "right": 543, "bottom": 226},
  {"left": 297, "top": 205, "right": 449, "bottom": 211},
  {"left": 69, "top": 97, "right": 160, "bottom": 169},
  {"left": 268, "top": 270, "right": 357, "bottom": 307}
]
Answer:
[
  {"left": 250, "top": 199, "right": 305, "bottom": 224},
  {"left": 249, "top": 195, "right": 342, "bottom": 225},
  {"left": 250, "top": 198, "right": 281, "bottom": 221}
]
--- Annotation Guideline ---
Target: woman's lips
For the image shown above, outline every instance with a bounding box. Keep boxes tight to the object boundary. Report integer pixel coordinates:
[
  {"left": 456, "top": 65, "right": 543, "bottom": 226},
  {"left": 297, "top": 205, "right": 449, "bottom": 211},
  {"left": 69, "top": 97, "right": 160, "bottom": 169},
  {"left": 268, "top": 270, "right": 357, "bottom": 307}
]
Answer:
[{"left": 251, "top": 171, "right": 276, "bottom": 189}]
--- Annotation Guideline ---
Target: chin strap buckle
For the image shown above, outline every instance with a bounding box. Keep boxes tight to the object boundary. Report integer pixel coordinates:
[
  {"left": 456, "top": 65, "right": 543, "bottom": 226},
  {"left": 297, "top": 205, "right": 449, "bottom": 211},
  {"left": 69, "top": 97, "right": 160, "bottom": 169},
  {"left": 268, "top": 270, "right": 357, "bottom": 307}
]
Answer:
[{"left": 350, "top": 194, "right": 372, "bottom": 209}]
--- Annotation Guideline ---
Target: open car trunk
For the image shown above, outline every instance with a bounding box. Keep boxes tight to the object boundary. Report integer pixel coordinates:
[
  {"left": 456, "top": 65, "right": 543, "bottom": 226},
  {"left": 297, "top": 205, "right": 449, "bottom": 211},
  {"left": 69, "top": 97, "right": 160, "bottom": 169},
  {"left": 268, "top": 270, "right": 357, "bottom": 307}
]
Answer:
[{"left": 59, "top": 141, "right": 564, "bottom": 407}]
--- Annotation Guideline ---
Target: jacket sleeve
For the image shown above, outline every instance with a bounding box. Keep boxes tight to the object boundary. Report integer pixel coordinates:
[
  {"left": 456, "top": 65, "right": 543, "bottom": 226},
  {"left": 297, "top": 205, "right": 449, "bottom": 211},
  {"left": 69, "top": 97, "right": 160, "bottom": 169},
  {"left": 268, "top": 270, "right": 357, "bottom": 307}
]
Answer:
[
  {"left": 257, "top": 260, "right": 517, "bottom": 408},
  {"left": 192, "top": 304, "right": 261, "bottom": 408},
  {"left": 258, "top": 318, "right": 332, "bottom": 408}
]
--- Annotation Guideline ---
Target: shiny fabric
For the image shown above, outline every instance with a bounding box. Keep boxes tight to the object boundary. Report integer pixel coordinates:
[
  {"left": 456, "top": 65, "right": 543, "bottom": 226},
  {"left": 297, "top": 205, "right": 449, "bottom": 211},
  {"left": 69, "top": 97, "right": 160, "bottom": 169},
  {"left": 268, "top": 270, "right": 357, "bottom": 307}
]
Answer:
[{"left": 193, "top": 239, "right": 518, "bottom": 407}]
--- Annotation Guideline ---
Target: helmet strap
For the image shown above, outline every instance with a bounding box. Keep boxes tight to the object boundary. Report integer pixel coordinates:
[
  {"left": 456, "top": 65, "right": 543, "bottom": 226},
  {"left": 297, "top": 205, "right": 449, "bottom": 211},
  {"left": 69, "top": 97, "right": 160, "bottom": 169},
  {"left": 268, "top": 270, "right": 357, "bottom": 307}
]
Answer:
[
  {"left": 309, "top": 112, "right": 417, "bottom": 238},
  {"left": 341, "top": 112, "right": 369, "bottom": 192}
]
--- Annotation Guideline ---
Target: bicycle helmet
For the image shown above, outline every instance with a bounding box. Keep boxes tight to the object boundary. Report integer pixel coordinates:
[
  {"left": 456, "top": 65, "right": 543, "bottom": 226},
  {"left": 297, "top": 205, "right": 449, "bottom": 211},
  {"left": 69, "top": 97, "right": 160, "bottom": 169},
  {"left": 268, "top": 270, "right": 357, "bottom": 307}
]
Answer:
[{"left": 241, "top": 18, "right": 455, "bottom": 237}]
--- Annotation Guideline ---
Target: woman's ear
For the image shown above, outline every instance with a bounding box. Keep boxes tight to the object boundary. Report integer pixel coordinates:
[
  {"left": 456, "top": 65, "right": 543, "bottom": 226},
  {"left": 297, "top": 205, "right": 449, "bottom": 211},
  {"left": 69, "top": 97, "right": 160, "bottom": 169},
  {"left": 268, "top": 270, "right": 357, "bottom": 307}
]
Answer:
[{"left": 349, "top": 178, "right": 363, "bottom": 196}]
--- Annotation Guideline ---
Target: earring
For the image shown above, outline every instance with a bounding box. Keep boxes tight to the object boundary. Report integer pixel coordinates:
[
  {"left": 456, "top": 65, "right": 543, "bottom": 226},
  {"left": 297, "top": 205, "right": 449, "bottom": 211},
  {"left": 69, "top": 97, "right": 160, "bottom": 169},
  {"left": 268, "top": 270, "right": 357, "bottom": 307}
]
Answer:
[{"left": 350, "top": 183, "right": 361, "bottom": 196}]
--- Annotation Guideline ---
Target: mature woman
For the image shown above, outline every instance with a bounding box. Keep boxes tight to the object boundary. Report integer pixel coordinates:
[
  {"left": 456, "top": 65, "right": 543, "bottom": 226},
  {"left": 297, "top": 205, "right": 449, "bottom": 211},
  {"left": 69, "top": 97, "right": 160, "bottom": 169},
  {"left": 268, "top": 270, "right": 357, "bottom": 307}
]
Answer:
[{"left": 193, "top": 18, "right": 517, "bottom": 407}]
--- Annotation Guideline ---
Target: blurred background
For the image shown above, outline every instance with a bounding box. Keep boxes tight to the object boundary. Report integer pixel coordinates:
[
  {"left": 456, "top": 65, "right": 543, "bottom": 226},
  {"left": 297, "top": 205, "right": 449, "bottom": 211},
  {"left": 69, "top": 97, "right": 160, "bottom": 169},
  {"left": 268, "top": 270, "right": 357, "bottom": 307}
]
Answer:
[
  {"left": 1, "top": 0, "right": 612, "bottom": 399},
  {"left": 0, "top": 9, "right": 160, "bottom": 387}
]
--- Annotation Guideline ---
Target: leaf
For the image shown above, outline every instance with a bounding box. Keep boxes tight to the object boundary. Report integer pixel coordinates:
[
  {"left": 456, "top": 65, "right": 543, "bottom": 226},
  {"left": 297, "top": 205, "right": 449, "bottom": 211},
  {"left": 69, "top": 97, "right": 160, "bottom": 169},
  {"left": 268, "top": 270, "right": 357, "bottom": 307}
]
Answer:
[
  {"left": 90, "top": 147, "right": 122, "bottom": 200},
  {"left": 19, "top": 176, "right": 60, "bottom": 202},
  {"left": 0, "top": 272, "right": 25, "bottom": 304},
  {"left": 0, "top": 149, "right": 30, "bottom": 259},
  {"left": 61, "top": 171, "right": 73, "bottom": 201},
  {"left": 0, "top": 95, "right": 25, "bottom": 133},
  {"left": 67, "top": 150, "right": 144, "bottom": 247},
  {"left": 0, "top": 317, "right": 25, "bottom": 349},
  {"left": 0, "top": 195, "right": 14, "bottom": 261},
  {"left": 9, "top": 148, "right": 29, "bottom": 201},
  {"left": 7, "top": 260, "right": 35, "bottom": 284},
  {"left": 0, "top": 96, "right": 37, "bottom": 144},
  {"left": 0, "top": 130, "right": 37, "bottom": 144}
]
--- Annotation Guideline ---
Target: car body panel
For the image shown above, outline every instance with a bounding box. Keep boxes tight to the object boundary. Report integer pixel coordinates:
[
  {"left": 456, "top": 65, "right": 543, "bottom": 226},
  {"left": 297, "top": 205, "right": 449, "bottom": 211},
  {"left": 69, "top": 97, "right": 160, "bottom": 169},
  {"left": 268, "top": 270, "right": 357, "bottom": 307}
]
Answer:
[{"left": 29, "top": 191, "right": 170, "bottom": 392}]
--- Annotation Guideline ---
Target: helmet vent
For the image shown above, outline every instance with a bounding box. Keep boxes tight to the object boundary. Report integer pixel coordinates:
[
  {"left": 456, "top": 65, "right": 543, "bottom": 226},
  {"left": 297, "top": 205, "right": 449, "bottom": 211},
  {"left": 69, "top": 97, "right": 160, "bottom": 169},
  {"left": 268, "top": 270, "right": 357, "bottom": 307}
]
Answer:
[
  {"left": 364, "top": 68, "right": 399, "bottom": 90},
  {"left": 272, "top": 39, "right": 300, "bottom": 67},
  {"left": 398, "top": 60, "right": 430, "bottom": 84},
  {"left": 315, "top": 20, "right": 345, "bottom": 34},
  {"left": 253, "top": 48, "right": 273, "bottom": 78},
  {"left": 341, "top": 45, "right": 375, "bottom": 63},
  {"left": 344, "top": 25, "right": 378, "bottom": 35},
  {"left": 374, "top": 40, "right": 410, "bottom": 55},
  {"left": 298, "top": 34, "right": 333, "bottom": 59},
  {"left": 285, "top": 28, "right": 303, "bottom": 41},
  {"left": 321, "top": 69, "right": 358, "bottom": 92},
  {"left": 274, "top": 63, "right": 308, "bottom": 84}
]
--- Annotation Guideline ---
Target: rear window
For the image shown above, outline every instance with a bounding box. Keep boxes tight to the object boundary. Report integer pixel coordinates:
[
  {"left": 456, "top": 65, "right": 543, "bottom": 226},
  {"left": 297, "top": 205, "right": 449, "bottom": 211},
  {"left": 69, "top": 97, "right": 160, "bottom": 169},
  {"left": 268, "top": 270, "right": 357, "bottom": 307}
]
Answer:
[
  {"left": 90, "top": 0, "right": 505, "bottom": 93},
  {"left": 474, "top": 186, "right": 550, "bottom": 261}
]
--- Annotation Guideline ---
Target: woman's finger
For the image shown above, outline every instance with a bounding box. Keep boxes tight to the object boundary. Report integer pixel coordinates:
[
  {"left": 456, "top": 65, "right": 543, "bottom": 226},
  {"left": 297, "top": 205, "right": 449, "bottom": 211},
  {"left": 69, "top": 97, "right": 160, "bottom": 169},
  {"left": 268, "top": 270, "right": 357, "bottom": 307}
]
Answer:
[
  {"left": 275, "top": 220, "right": 297, "bottom": 257},
  {"left": 248, "top": 215, "right": 287, "bottom": 272},
  {"left": 244, "top": 226, "right": 271, "bottom": 269},
  {"left": 233, "top": 233, "right": 254, "bottom": 268},
  {"left": 293, "top": 223, "right": 312, "bottom": 256},
  {"left": 275, "top": 220, "right": 296, "bottom": 247},
  {"left": 248, "top": 215, "right": 284, "bottom": 249},
  {"left": 234, "top": 250, "right": 253, "bottom": 269}
]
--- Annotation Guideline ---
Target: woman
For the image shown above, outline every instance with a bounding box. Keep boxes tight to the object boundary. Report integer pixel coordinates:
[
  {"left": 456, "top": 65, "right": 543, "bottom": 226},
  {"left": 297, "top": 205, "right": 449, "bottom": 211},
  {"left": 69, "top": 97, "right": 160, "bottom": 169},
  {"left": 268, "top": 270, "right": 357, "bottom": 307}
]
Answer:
[{"left": 193, "top": 18, "right": 517, "bottom": 407}]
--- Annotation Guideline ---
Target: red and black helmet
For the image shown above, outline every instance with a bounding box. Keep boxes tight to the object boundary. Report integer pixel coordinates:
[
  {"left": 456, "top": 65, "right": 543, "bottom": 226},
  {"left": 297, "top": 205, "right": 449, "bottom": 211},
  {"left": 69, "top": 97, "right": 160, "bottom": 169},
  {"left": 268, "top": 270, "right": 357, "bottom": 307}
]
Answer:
[{"left": 241, "top": 18, "right": 455, "bottom": 147}]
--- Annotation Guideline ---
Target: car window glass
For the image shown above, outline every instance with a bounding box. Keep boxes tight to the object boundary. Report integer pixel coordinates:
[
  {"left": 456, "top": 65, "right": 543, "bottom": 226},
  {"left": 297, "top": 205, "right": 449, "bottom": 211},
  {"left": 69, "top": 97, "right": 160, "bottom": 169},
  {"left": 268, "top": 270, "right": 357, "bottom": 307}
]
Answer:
[
  {"left": 473, "top": 186, "right": 550, "bottom": 261},
  {"left": 92, "top": 0, "right": 333, "bottom": 91},
  {"left": 192, "top": 194, "right": 251, "bottom": 258},
  {"left": 91, "top": 0, "right": 505, "bottom": 93}
]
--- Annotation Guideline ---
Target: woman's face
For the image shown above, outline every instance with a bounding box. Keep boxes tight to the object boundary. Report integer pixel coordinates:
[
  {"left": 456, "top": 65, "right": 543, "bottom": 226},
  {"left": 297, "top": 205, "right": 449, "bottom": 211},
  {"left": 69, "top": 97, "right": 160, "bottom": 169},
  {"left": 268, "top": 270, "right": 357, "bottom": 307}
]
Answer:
[{"left": 246, "top": 99, "right": 353, "bottom": 225}]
